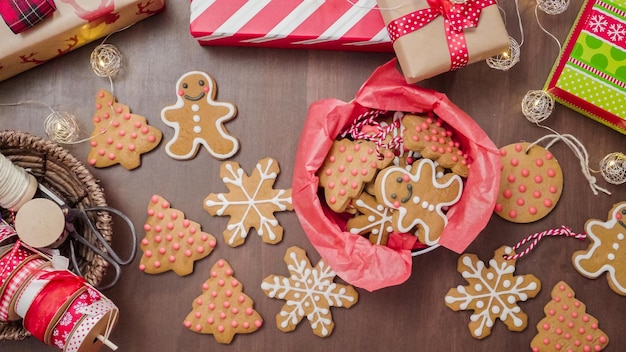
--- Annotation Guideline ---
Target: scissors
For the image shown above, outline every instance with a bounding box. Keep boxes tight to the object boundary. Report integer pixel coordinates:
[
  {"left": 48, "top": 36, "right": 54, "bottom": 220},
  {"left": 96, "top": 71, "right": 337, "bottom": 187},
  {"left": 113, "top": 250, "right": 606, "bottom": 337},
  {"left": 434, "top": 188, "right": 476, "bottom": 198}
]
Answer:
[{"left": 37, "top": 183, "right": 137, "bottom": 290}]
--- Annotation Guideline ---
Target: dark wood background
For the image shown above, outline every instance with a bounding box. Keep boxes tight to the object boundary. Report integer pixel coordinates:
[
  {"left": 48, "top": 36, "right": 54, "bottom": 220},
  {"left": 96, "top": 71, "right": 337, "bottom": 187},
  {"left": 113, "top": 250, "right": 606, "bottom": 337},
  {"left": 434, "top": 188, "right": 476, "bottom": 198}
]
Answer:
[{"left": 1, "top": 0, "right": 625, "bottom": 351}]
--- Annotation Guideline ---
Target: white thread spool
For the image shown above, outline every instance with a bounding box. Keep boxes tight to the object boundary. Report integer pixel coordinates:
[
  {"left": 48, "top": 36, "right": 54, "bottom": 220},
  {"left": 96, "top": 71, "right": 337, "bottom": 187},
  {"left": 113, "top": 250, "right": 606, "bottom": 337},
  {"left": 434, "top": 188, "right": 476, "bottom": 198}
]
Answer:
[
  {"left": 521, "top": 90, "right": 554, "bottom": 123},
  {"left": 14, "top": 198, "right": 67, "bottom": 248},
  {"left": 0, "top": 153, "right": 38, "bottom": 211}
]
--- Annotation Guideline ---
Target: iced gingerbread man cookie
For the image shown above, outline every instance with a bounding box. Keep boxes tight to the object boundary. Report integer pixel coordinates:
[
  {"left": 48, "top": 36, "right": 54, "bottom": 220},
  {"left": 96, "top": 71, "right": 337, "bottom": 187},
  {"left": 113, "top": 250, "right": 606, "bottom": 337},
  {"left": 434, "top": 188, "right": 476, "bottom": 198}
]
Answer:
[
  {"left": 374, "top": 158, "right": 463, "bottom": 246},
  {"left": 161, "top": 71, "right": 239, "bottom": 160},
  {"left": 572, "top": 201, "right": 626, "bottom": 296}
]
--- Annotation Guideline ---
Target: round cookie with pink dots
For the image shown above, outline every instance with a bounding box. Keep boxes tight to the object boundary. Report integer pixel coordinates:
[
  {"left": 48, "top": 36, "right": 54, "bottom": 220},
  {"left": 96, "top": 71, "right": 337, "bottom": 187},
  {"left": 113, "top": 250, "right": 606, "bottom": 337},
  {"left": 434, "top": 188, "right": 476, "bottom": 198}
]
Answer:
[{"left": 494, "top": 142, "right": 563, "bottom": 223}]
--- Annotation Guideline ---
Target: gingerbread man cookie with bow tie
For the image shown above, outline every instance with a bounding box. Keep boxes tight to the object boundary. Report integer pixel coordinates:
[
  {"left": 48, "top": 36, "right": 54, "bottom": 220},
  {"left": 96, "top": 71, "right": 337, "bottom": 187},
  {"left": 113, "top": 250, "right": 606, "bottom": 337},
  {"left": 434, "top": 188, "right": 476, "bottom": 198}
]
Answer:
[{"left": 161, "top": 71, "right": 239, "bottom": 160}]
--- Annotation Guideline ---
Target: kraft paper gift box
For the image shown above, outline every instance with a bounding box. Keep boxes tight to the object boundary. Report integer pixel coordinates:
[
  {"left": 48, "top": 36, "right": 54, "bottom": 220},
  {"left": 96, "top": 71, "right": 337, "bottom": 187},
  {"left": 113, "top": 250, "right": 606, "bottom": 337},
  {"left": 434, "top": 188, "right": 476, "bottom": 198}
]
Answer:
[
  {"left": 544, "top": 0, "right": 626, "bottom": 135},
  {"left": 376, "top": 0, "right": 510, "bottom": 83},
  {"left": 190, "top": 0, "right": 393, "bottom": 52},
  {"left": 0, "top": 0, "right": 165, "bottom": 82}
]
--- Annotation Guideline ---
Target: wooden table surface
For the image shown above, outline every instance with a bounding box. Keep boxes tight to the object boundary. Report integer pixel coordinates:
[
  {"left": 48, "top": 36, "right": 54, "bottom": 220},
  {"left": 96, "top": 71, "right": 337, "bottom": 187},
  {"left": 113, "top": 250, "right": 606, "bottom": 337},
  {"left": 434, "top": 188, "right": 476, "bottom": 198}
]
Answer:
[{"left": 1, "top": 0, "right": 625, "bottom": 351}]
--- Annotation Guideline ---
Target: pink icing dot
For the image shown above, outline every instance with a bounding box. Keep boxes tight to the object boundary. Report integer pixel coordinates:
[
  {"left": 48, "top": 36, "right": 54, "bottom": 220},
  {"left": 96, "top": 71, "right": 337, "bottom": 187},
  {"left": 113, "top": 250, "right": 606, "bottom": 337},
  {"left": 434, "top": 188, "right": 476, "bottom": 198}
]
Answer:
[
  {"left": 195, "top": 324, "right": 202, "bottom": 332},
  {"left": 231, "top": 307, "right": 239, "bottom": 315},
  {"left": 183, "top": 219, "right": 191, "bottom": 228},
  {"left": 533, "top": 190, "right": 541, "bottom": 198},
  {"left": 138, "top": 264, "right": 145, "bottom": 271},
  {"left": 393, "top": 200, "right": 400, "bottom": 208},
  {"left": 168, "top": 255, "right": 176, "bottom": 263},
  {"left": 518, "top": 184, "right": 527, "bottom": 193},
  {"left": 543, "top": 323, "right": 550, "bottom": 330},
  {"left": 328, "top": 181, "right": 335, "bottom": 189},
  {"left": 246, "top": 308, "right": 253, "bottom": 316},
  {"left": 556, "top": 328, "right": 563, "bottom": 335},
  {"left": 217, "top": 325, "right": 225, "bottom": 333},
  {"left": 599, "top": 336, "right": 607, "bottom": 343},
  {"left": 231, "top": 321, "right": 238, "bottom": 328},
  {"left": 549, "top": 186, "right": 557, "bottom": 193},
  {"left": 353, "top": 143, "right": 360, "bottom": 152},
  {"left": 143, "top": 224, "right": 152, "bottom": 231},
  {"left": 153, "top": 261, "right": 161, "bottom": 268},
  {"left": 328, "top": 196, "right": 337, "bottom": 204},
  {"left": 572, "top": 312, "right": 578, "bottom": 318},
  {"left": 503, "top": 189, "right": 513, "bottom": 199},
  {"left": 544, "top": 199, "right": 553, "bottom": 207},
  {"left": 351, "top": 169, "right": 358, "bottom": 176},
  {"left": 521, "top": 168, "right": 530, "bottom": 177},
  {"left": 548, "top": 309, "right": 556, "bottom": 316},
  {"left": 329, "top": 156, "right": 336, "bottom": 163},
  {"left": 494, "top": 203, "right": 503, "bottom": 212},
  {"left": 107, "top": 153, "right": 116, "bottom": 160},
  {"left": 547, "top": 169, "right": 556, "bottom": 177},
  {"left": 516, "top": 198, "right": 525, "bottom": 206},
  {"left": 223, "top": 301, "right": 230, "bottom": 308},
  {"left": 187, "top": 237, "right": 194, "bottom": 245},
  {"left": 543, "top": 338, "right": 550, "bottom": 345},
  {"left": 338, "top": 165, "right": 345, "bottom": 172},
  {"left": 369, "top": 161, "right": 377, "bottom": 168},
  {"left": 361, "top": 169, "right": 368, "bottom": 176},
  {"left": 510, "top": 158, "right": 519, "bottom": 167},
  {"left": 172, "top": 243, "right": 180, "bottom": 250},
  {"left": 499, "top": 148, "right": 507, "bottom": 156},
  {"left": 534, "top": 175, "right": 543, "bottom": 184},
  {"left": 565, "top": 333, "right": 571, "bottom": 339},
  {"left": 346, "top": 155, "right": 353, "bottom": 162},
  {"left": 207, "top": 317, "right": 214, "bottom": 324},
  {"left": 218, "top": 279, "right": 225, "bottom": 286},
  {"left": 243, "top": 322, "right": 250, "bottom": 329},
  {"left": 341, "top": 178, "right": 348, "bottom": 185},
  {"left": 238, "top": 295, "right": 245, "bottom": 303},
  {"left": 508, "top": 209, "right": 517, "bottom": 218},
  {"left": 339, "top": 189, "right": 346, "bottom": 196},
  {"left": 546, "top": 152, "right": 554, "bottom": 160},
  {"left": 339, "top": 145, "right": 346, "bottom": 152},
  {"left": 529, "top": 206, "right": 537, "bottom": 215},
  {"left": 194, "top": 311, "right": 201, "bottom": 318},
  {"left": 535, "top": 158, "right": 544, "bottom": 167},
  {"left": 184, "top": 250, "right": 192, "bottom": 257},
  {"left": 158, "top": 247, "right": 166, "bottom": 255},
  {"left": 254, "top": 320, "right": 262, "bottom": 328},
  {"left": 507, "top": 175, "right": 516, "bottom": 183},
  {"left": 515, "top": 144, "right": 522, "bottom": 152},
  {"left": 579, "top": 327, "right": 585, "bottom": 334}
]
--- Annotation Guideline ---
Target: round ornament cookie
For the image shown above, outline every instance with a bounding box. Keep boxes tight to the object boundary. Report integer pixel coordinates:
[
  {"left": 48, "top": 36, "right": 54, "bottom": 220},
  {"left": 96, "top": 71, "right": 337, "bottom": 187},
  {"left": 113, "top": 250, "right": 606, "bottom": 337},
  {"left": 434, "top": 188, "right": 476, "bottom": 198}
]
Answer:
[{"left": 494, "top": 142, "right": 563, "bottom": 223}]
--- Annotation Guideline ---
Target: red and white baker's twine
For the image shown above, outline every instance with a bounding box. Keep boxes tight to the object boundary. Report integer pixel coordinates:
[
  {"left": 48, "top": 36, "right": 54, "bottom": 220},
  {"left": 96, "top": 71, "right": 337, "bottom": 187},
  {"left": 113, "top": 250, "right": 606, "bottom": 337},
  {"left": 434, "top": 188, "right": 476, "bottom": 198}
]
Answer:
[
  {"left": 504, "top": 226, "right": 586, "bottom": 260},
  {"left": 342, "top": 110, "right": 403, "bottom": 159}
]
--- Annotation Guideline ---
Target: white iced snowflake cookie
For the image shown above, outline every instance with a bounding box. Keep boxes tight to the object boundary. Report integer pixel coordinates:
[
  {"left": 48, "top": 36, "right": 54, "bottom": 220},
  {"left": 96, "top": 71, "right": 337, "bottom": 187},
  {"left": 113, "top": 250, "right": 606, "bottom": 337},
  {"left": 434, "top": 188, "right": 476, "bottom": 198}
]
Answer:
[
  {"left": 444, "top": 246, "right": 541, "bottom": 339},
  {"left": 261, "top": 246, "right": 359, "bottom": 337}
]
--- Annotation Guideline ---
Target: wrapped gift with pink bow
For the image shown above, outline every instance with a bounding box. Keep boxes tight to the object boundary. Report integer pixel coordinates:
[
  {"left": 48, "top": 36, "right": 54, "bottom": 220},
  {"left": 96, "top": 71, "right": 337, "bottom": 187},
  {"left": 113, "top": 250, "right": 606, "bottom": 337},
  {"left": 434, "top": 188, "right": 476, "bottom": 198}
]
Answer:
[{"left": 376, "top": 0, "right": 510, "bottom": 83}]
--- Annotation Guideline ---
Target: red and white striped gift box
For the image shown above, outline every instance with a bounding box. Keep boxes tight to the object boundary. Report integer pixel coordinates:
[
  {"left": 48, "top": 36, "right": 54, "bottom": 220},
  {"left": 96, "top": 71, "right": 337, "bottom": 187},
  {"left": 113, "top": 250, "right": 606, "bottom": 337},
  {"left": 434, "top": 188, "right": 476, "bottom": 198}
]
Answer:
[{"left": 189, "top": 0, "right": 393, "bottom": 52}]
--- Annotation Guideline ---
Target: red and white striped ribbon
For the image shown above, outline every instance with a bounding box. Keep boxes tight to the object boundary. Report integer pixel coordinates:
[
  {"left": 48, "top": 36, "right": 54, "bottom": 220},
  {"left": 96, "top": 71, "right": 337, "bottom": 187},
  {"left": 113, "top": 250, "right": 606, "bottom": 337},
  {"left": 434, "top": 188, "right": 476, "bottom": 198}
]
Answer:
[
  {"left": 504, "top": 225, "right": 586, "bottom": 260},
  {"left": 341, "top": 110, "right": 403, "bottom": 159}
]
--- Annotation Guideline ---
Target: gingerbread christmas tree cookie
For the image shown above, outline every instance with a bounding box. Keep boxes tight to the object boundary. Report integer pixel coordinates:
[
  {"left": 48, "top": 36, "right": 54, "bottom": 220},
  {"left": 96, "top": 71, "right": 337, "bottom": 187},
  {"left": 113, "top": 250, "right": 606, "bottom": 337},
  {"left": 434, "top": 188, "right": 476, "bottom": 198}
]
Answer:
[
  {"left": 444, "top": 246, "right": 541, "bottom": 339},
  {"left": 184, "top": 259, "right": 263, "bottom": 344},
  {"left": 87, "top": 89, "right": 162, "bottom": 169},
  {"left": 261, "top": 246, "right": 359, "bottom": 337},
  {"left": 573, "top": 201, "right": 626, "bottom": 295},
  {"left": 204, "top": 157, "right": 292, "bottom": 247},
  {"left": 531, "top": 281, "right": 609, "bottom": 352},
  {"left": 139, "top": 195, "right": 217, "bottom": 276}
]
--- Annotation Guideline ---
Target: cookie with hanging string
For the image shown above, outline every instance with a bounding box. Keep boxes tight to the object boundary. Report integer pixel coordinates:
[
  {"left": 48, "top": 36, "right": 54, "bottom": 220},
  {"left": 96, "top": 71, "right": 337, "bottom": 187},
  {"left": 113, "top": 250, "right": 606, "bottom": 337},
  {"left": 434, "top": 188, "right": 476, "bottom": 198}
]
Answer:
[{"left": 494, "top": 142, "right": 563, "bottom": 223}]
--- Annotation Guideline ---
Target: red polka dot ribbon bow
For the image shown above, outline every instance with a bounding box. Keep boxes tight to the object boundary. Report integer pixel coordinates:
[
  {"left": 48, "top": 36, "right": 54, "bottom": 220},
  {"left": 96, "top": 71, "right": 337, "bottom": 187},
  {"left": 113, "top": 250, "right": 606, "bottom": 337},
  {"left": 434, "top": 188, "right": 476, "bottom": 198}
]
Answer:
[
  {"left": 0, "top": 0, "right": 56, "bottom": 34},
  {"left": 386, "top": 0, "right": 496, "bottom": 70}
]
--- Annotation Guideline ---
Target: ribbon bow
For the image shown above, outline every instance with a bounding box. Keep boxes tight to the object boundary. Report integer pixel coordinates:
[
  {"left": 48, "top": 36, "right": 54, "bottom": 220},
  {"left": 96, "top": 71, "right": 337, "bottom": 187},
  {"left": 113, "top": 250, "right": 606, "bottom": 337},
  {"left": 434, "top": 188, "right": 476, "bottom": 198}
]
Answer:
[{"left": 386, "top": 0, "right": 496, "bottom": 70}]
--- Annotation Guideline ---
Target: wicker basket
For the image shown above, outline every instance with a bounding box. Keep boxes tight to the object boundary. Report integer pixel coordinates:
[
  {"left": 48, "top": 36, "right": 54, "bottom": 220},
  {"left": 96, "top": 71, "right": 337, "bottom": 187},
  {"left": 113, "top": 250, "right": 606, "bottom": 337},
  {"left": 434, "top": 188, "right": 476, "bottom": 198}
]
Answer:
[{"left": 0, "top": 131, "right": 112, "bottom": 341}]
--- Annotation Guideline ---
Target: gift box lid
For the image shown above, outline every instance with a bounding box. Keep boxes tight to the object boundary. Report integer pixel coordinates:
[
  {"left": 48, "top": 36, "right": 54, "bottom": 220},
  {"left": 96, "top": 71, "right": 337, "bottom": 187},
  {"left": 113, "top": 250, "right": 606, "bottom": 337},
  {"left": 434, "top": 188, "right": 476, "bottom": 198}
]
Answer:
[
  {"left": 544, "top": 0, "right": 626, "bottom": 134},
  {"left": 190, "top": 0, "right": 393, "bottom": 52}
]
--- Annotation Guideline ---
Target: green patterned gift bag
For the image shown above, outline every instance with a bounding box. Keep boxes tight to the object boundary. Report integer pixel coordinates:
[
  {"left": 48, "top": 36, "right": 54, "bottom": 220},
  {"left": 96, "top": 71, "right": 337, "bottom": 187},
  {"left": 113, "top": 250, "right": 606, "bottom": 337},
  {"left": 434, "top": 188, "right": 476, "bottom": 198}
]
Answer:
[{"left": 545, "top": 0, "right": 626, "bottom": 134}]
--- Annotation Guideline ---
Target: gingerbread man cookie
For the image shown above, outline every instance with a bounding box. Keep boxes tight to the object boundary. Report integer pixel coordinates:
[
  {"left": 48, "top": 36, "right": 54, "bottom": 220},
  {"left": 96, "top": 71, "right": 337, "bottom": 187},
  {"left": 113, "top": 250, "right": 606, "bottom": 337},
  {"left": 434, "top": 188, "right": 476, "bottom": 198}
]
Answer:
[
  {"left": 572, "top": 201, "right": 626, "bottom": 296},
  {"left": 494, "top": 142, "right": 563, "bottom": 223},
  {"left": 374, "top": 158, "right": 463, "bottom": 246},
  {"left": 161, "top": 71, "right": 239, "bottom": 160}
]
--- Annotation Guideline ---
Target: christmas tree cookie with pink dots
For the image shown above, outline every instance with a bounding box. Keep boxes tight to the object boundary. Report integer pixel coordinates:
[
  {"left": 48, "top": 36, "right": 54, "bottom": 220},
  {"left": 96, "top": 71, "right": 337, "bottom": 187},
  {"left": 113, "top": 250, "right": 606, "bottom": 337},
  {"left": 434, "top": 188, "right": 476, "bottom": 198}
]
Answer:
[
  {"left": 139, "top": 194, "right": 217, "bottom": 276},
  {"left": 184, "top": 259, "right": 263, "bottom": 344},
  {"left": 87, "top": 89, "right": 162, "bottom": 170},
  {"left": 531, "top": 281, "right": 609, "bottom": 351}
]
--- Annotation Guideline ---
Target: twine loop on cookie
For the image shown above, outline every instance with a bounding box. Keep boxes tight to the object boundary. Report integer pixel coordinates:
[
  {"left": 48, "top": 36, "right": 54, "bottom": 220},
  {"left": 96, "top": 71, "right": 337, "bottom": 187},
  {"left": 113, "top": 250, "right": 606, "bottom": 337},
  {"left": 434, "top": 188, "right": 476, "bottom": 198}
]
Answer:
[
  {"left": 504, "top": 225, "right": 586, "bottom": 260},
  {"left": 599, "top": 152, "right": 626, "bottom": 185},
  {"left": 528, "top": 133, "right": 611, "bottom": 196},
  {"left": 342, "top": 110, "right": 403, "bottom": 159},
  {"left": 90, "top": 44, "right": 122, "bottom": 78}
]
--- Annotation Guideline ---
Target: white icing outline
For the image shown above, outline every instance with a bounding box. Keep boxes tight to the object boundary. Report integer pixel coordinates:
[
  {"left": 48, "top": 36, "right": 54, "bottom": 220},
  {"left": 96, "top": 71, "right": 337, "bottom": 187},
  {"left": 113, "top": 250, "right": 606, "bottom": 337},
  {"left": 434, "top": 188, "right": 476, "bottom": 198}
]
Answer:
[
  {"left": 161, "top": 71, "right": 239, "bottom": 160},
  {"left": 378, "top": 159, "right": 462, "bottom": 245},
  {"left": 573, "top": 202, "right": 626, "bottom": 294}
]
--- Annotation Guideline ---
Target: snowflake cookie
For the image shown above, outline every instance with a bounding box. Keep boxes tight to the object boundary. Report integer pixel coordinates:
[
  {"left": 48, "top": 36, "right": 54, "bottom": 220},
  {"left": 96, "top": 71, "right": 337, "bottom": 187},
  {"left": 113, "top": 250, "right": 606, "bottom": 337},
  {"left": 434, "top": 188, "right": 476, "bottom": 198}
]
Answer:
[
  {"left": 204, "top": 157, "right": 293, "bottom": 247},
  {"left": 444, "top": 246, "right": 541, "bottom": 339},
  {"left": 531, "top": 281, "right": 609, "bottom": 352},
  {"left": 572, "top": 201, "right": 626, "bottom": 295},
  {"left": 184, "top": 259, "right": 263, "bottom": 344},
  {"left": 261, "top": 246, "right": 359, "bottom": 337}
]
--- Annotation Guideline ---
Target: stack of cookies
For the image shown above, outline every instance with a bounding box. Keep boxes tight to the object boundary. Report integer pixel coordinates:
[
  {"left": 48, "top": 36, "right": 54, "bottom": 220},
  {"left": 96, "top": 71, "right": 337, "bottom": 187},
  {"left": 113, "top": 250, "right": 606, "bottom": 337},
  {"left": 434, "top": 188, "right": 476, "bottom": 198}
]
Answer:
[{"left": 317, "top": 111, "right": 470, "bottom": 249}]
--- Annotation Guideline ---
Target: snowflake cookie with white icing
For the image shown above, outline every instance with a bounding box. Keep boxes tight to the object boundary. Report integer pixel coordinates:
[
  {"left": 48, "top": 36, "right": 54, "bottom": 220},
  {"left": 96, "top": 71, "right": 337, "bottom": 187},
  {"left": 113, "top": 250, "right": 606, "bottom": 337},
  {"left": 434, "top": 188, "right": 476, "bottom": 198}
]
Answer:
[
  {"left": 444, "top": 246, "right": 541, "bottom": 339},
  {"left": 261, "top": 246, "right": 359, "bottom": 337},
  {"left": 572, "top": 201, "right": 626, "bottom": 296},
  {"left": 204, "top": 157, "right": 293, "bottom": 247}
]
